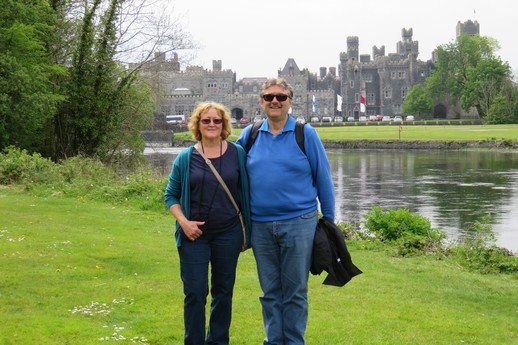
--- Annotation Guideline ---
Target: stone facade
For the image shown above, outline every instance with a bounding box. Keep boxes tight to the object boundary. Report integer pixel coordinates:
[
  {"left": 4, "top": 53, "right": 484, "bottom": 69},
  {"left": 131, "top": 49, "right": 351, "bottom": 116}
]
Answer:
[
  {"left": 136, "top": 21, "right": 479, "bottom": 123},
  {"left": 339, "top": 29, "right": 433, "bottom": 118}
]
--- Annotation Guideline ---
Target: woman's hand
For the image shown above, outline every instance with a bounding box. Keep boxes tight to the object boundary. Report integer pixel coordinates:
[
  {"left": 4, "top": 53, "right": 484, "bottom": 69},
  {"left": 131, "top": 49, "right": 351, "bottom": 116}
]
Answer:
[
  {"left": 180, "top": 220, "right": 205, "bottom": 241},
  {"left": 169, "top": 204, "right": 204, "bottom": 241}
]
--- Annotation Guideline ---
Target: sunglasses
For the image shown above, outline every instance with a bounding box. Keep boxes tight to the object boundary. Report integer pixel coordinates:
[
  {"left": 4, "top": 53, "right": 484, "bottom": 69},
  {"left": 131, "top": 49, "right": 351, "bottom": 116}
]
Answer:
[
  {"left": 262, "top": 94, "right": 290, "bottom": 102},
  {"left": 200, "top": 118, "right": 223, "bottom": 125}
]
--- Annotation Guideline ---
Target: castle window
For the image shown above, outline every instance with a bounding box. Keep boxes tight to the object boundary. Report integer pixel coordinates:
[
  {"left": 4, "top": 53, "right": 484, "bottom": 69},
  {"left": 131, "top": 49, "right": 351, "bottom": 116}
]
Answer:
[
  {"left": 350, "top": 80, "right": 354, "bottom": 88},
  {"left": 383, "top": 86, "right": 392, "bottom": 99},
  {"left": 398, "top": 71, "right": 406, "bottom": 79},
  {"left": 391, "top": 71, "right": 397, "bottom": 79},
  {"left": 207, "top": 82, "right": 217, "bottom": 88},
  {"left": 401, "top": 87, "right": 408, "bottom": 99},
  {"left": 367, "top": 93, "right": 375, "bottom": 105},
  {"left": 393, "top": 103, "right": 402, "bottom": 114}
]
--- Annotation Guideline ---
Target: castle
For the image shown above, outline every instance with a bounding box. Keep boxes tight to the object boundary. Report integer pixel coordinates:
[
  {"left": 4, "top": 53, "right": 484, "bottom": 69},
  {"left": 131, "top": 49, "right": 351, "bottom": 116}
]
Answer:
[{"left": 135, "top": 20, "right": 480, "bottom": 123}]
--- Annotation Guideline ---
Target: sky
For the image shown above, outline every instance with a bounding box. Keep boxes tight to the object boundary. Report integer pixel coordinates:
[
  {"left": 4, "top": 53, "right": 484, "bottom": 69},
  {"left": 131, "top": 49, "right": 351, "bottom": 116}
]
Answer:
[{"left": 161, "top": 0, "right": 518, "bottom": 79}]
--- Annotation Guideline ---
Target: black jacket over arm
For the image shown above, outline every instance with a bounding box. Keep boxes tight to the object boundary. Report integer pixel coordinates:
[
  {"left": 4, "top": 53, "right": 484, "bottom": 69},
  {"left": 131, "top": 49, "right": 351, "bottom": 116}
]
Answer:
[{"left": 311, "top": 217, "right": 363, "bottom": 287}]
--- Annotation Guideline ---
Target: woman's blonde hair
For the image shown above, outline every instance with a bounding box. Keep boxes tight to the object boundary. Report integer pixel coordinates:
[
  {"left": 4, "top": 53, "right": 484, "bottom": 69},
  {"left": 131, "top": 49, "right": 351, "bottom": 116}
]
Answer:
[{"left": 188, "top": 102, "right": 232, "bottom": 141}]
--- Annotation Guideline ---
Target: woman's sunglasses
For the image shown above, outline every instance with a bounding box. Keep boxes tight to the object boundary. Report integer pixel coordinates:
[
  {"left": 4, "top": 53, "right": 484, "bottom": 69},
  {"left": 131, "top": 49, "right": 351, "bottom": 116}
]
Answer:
[
  {"left": 200, "top": 118, "right": 223, "bottom": 125},
  {"left": 262, "top": 94, "right": 290, "bottom": 102}
]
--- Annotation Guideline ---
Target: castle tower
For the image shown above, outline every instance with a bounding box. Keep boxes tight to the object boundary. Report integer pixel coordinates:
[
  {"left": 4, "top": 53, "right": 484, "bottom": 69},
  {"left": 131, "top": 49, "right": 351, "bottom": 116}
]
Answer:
[
  {"left": 456, "top": 20, "right": 480, "bottom": 37},
  {"left": 347, "top": 36, "right": 359, "bottom": 62},
  {"left": 397, "top": 28, "right": 419, "bottom": 58},
  {"left": 212, "top": 60, "right": 222, "bottom": 72}
]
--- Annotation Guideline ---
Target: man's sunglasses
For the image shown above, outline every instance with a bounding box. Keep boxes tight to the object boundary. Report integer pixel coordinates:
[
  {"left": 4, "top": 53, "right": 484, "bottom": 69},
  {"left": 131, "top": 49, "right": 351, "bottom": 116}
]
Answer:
[
  {"left": 262, "top": 94, "right": 290, "bottom": 102},
  {"left": 200, "top": 118, "right": 223, "bottom": 125}
]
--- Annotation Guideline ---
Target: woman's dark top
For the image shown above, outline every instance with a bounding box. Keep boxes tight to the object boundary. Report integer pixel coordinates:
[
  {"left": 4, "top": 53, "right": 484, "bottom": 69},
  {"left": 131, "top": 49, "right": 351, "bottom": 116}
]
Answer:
[{"left": 189, "top": 143, "right": 241, "bottom": 232}]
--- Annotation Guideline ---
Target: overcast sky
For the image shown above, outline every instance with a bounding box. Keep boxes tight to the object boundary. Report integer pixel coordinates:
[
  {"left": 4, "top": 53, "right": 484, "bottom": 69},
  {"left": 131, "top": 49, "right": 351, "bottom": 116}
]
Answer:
[{"left": 162, "top": 0, "right": 517, "bottom": 79}]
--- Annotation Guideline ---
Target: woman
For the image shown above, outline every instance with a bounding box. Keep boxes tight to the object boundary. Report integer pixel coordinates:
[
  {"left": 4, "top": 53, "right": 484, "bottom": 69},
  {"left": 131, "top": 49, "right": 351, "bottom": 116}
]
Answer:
[{"left": 164, "top": 102, "right": 251, "bottom": 345}]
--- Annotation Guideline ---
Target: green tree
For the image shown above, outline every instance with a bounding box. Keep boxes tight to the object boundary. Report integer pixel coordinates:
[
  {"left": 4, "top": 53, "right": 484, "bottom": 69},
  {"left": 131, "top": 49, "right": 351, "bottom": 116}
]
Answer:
[
  {"left": 53, "top": 0, "right": 151, "bottom": 162},
  {"left": 426, "top": 34, "right": 513, "bottom": 120},
  {"left": 402, "top": 84, "right": 433, "bottom": 117},
  {"left": 484, "top": 80, "right": 518, "bottom": 124},
  {"left": 0, "top": 0, "right": 65, "bottom": 152},
  {"left": 462, "top": 56, "right": 512, "bottom": 117},
  {"left": 51, "top": 0, "right": 194, "bottom": 163}
]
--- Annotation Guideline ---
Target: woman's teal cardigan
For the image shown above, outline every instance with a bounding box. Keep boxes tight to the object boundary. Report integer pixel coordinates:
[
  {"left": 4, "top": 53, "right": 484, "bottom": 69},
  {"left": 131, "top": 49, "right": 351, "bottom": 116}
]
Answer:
[{"left": 164, "top": 142, "right": 251, "bottom": 249}]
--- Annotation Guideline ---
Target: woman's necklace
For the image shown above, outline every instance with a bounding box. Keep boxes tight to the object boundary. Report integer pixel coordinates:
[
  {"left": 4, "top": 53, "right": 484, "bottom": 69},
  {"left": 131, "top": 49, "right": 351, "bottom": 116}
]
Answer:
[{"left": 198, "top": 140, "right": 223, "bottom": 225}]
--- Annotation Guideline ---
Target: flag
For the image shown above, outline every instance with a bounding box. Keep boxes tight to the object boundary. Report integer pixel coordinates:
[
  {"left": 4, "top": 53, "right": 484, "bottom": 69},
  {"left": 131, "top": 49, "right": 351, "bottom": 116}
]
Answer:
[
  {"left": 360, "top": 94, "right": 366, "bottom": 113},
  {"left": 312, "top": 95, "right": 317, "bottom": 113},
  {"left": 337, "top": 94, "right": 343, "bottom": 112}
]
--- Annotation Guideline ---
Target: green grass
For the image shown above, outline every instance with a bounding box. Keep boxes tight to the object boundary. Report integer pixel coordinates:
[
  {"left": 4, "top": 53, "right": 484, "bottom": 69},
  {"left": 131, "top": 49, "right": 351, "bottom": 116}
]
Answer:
[
  {"left": 315, "top": 124, "right": 518, "bottom": 141},
  {"left": 1, "top": 186, "right": 517, "bottom": 344}
]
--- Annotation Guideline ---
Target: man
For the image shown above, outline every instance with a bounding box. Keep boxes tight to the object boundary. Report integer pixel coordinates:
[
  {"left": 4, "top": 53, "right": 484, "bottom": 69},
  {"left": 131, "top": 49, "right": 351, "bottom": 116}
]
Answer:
[{"left": 237, "top": 78, "right": 335, "bottom": 345}]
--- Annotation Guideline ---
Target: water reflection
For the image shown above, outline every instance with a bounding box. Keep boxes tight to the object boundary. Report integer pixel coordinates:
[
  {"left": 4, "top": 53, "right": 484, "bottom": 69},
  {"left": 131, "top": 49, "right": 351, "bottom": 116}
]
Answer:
[
  {"left": 146, "top": 145, "right": 518, "bottom": 252},
  {"left": 330, "top": 149, "right": 518, "bottom": 252}
]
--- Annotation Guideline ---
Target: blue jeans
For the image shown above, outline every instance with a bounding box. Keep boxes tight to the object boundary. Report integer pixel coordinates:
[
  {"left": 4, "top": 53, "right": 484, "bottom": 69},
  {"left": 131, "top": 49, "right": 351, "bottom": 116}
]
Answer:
[
  {"left": 252, "top": 210, "right": 318, "bottom": 345},
  {"left": 178, "top": 221, "right": 243, "bottom": 345}
]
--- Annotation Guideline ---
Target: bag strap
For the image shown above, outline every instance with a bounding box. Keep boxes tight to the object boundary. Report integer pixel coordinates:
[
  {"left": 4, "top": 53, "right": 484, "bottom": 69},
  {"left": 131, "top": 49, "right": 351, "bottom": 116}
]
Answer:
[{"left": 194, "top": 145, "right": 240, "bottom": 215}]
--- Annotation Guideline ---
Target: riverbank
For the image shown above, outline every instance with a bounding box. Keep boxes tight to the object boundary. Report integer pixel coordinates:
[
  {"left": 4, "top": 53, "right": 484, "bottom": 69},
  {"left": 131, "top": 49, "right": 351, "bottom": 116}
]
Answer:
[{"left": 322, "top": 139, "right": 518, "bottom": 150}]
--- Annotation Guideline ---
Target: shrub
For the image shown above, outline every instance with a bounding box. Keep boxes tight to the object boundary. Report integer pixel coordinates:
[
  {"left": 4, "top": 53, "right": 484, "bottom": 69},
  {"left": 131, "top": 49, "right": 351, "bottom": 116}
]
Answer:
[
  {"left": 453, "top": 214, "right": 518, "bottom": 274},
  {"left": 0, "top": 146, "right": 60, "bottom": 185},
  {"left": 362, "top": 206, "right": 446, "bottom": 255},
  {"left": 362, "top": 206, "right": 444, "bottom": 242}
]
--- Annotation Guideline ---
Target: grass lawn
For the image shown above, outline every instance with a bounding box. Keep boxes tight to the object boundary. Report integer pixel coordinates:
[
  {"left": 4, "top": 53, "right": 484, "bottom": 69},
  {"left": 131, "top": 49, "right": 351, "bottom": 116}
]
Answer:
[{"left": 1, "top": 187, "right": 517, "bottom": 344}]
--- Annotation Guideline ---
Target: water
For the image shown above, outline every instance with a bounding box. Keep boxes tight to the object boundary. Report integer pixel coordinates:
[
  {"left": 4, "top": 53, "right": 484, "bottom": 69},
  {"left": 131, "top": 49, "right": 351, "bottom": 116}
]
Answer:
[{"left": 145, "top": 145, "right": 518, "bottom": 252}]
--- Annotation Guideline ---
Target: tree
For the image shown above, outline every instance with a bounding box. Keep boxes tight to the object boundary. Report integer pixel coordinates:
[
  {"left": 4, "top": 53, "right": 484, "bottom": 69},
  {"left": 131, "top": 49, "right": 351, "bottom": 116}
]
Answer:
[
  {"left": 462, "top": 56, "right": 512, "bottom": 117},
  {"left": 51, "top": 0, "right": 195, "bottom": 162},
  {"left": 403, "top": 84, "right": 433, "bottom": 117},
  {"left": 484, "top": 81, "right": 518, "bottom": 124},
  {"left": 426, "top": 34, "right": 513, "bottom": 120},
  {"left": 0, "top": 0, "right": 65, "bottom": 152}
]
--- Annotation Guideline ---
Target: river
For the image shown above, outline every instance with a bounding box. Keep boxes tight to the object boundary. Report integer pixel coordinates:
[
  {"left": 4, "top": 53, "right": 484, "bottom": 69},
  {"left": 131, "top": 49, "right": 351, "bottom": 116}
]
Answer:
[{"left": 145, "top": 145, "right": 518, "bottom": 253}]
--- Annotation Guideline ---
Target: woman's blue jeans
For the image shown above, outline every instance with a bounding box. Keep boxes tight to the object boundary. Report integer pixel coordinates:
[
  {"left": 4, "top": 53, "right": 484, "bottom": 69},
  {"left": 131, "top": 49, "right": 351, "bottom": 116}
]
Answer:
[
  {"left": 252, "top": 210, "right": 318, "bottom": 345},
  {"left": 178, "top": 221, "right": 243, "bottom": 345}
]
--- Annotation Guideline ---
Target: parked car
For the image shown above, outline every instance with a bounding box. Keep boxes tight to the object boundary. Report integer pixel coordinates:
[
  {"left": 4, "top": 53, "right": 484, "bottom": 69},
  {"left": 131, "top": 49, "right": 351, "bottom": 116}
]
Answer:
[
  {"left": 347, "top": 116, "right": 355, "bottom": 122},
  {"left": 382, "top": 116, "right": 391, "bottom": 122},
  {"left": 368, "top": 115, "right": 377, "bottom": 122},
  {"left": 359, "top": 116, "right": 367, "bottom": 122},
  {"left": 230, "top": 117, "right": 237, "bottom": 124},
  {"left": 334, "top": 116, "right": 344, "bottom": 122},
  {"left": 296, "top": 116, "right": 306, "bottom": 124},
  {"left": 165, "top": 114, "right": 186, "bottom": 125},
  {"left": 310, "top": 116, "right": 320, "bottom": 123},
  {"left": 322, "top": 116, "right": 332, "bottom": 122},
  {"left": 239, "top": 117, "right": 250, "bottom": 124},
  {"left": 393, "top": 115, "right": 403, "bottom": 122},
  {"left": 376, "top": 115, "right": 384, "bottom": 121},
  {"left": 253, "top": 115, "right": 263, "bottom": 122},
  {"left": 406, "top": 115, "right": 415, "bottom": 121}
]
